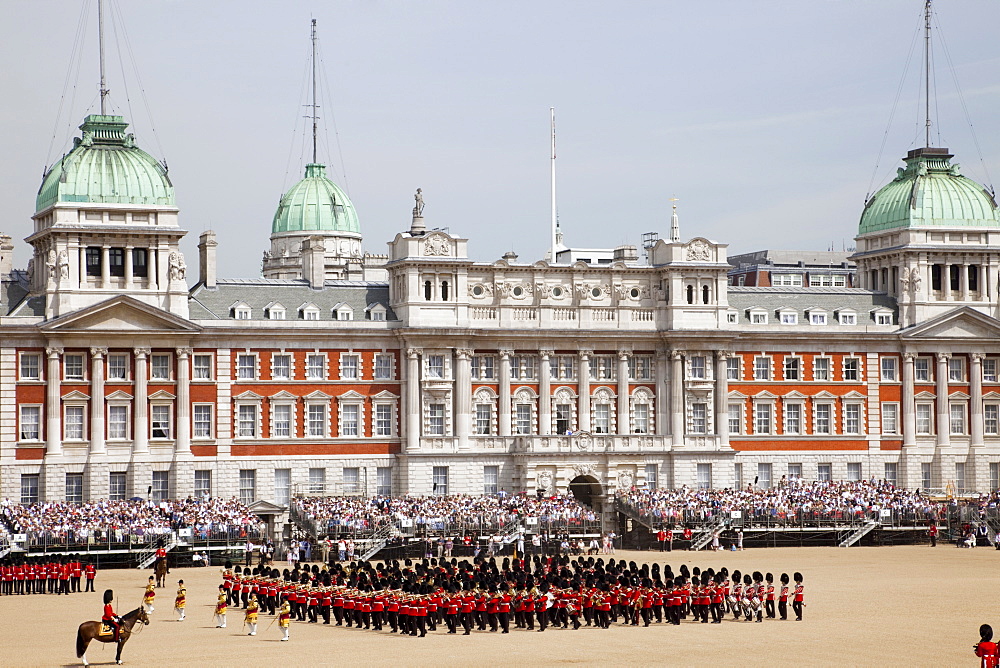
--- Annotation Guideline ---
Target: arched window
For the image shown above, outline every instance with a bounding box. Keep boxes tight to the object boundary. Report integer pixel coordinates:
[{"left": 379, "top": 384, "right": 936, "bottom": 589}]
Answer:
[
  {"left": 441, "top": 281, "right": 449, "bottom": 301},
  {"left": 424, "top": 281, "right": 432, "bottom": 301},
  {"left": 686, "top": 284, "right": 694, "bottom": 304},
  {"left": 702, "top": 284, "right": 710, "bottom": 304}
]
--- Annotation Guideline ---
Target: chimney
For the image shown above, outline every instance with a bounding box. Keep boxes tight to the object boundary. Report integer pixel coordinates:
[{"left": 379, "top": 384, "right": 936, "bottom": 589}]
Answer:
[
  {"left": 0, "top": 234, "right": 13, "bottom": 277},
  {"left": 302, "top": 236, "right": 326, "bottom": 289},
  {"left": 198, "top": 231, "right": 218, "bottom": 288}
]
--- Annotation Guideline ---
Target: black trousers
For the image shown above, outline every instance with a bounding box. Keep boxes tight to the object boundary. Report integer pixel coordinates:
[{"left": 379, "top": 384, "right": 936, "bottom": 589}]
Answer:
[
  {"left": 537, "top": 609, "right": 548, "bottom": 631},
  {"left": 792, "top": 600, "right": 803, "bottom": 620},
  {"left": 766, "top": 599, "right": 775, "bottom": 618},
  {"left": 778, "top": 600, "right": 787, "bottom": 620}
]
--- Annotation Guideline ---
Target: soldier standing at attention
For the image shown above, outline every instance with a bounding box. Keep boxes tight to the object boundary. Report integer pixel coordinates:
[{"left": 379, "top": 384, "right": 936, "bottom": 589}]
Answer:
[
  {"left": 174, "top": 579, "right": 186, "bottom": 621},
  {"left": 143, "top": 576, "right": 156, "bottom": 613},
  {"left": 84, "top": 561, "right": 96, "bottom": 592},
  {"left": 279, "top": 595, "right": 292, "bottom": 641}
]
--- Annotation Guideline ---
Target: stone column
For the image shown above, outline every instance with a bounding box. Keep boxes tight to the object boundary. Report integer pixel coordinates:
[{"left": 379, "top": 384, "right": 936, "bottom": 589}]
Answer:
[
  {"left": 89, "top": 347, "right": 107, "bottom": 455},
  {"left": 45, "top": 346, "right": 63, "bottom": 456},
  {"left": 942, "top": 264, "right": 951, "bottom": 301},
  {"left": 670, "top": 351, "right": 685, "bottom": 447},
  {"left": 406, "top": 348, "right": 421, "bottom": 451},
  {"left": 715, "top": 351, "right": 730, "bottom": 448},
  {"left": 124, "top": 246, "right": 134, "bottom": 289},
  {"left": 971, "top": 353, "right": 985, "bottom": 447},
  {"left": 578, "top": 350, "right": 592, "bottom": 432},
  {"left": 100, "top": 246, "right": 110, "bottom": 289},
  {"left": 499, "top": 350, "right": 513, "bottom": 437},
  {"left": 175, "top": 347, "right": 192, "bottom": 454},
  {"left": 454, "top": 349, "right": 473, "bottom": 449},
  {"left": 655, "top": 351, "right": 668, "bottom": 436},
  {"left": 936, "top": 352, "right": 950, "bottom": 448},
  {"left": 959, "top": 263, "right": 969, "bottom": 301},
  {"left": 902, "top": 352, "right": 917, "bottom": 447},
  {"left": 539, "top": 350, "right": 553, "bottom": 436},
  {"left": 617, "top": 351, "right": 630, "bottom": 435},
  {"left": 133, "top": 347, "right": 150, "bottom": 453},
  {"left": 149, "top": 247, "right": 158, "bottom": 289}
]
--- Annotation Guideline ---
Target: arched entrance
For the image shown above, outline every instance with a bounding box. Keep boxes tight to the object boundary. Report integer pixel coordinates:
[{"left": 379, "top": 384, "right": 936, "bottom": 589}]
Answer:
[{"left": 568, "top": 475, "right": 603, "bottom": 511}]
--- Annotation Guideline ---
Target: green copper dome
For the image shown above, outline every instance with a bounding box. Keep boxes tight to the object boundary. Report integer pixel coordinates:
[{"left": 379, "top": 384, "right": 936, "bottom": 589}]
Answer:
[
  {"left": 36, "top": 115, "right": 174, "bottom": 212},
  {"left": 271, "top": 163, "right": 360, "bottom": 235},
  {"left": 859, "top": 147, "right": 999, "bottom": 236}
]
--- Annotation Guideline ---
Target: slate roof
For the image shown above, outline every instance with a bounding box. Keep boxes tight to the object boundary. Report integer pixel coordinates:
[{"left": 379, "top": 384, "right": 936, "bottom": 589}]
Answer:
[
  {"left": 1, "top": 271, "right": 42, "bottom": 317},
  {"left": 727, "top": 286, "right": 896, "bottom": 325},
  {"left": 188, "top": 278, "right": 397, "bottom": 321}
]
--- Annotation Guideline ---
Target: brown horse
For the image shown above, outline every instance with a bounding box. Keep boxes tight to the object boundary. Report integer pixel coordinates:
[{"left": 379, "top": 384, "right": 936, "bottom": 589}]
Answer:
[
  {"left": 76, "top": 606, "right": 148, "bottom": 666},
  {"left": 153, "top": 557, "right": 168, "bottom": 588}
]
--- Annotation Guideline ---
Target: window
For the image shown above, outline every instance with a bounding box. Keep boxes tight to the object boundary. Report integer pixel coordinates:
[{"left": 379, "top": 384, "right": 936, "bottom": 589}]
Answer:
[
  {"left": 916, "top": 403, "right": 932, "bottom": 435},
  {"left": 341, "top": 354, "right": 359, "bottom": 380},
  {"left": 552, "top": 356, "right": 576, "bottom": 380},
  {"left": 427, "top": 404, "right": 445, "bottom": 435},
  {"left": 809, "top": 312, "right": 828, "bottom": 326},
  {"left": 267, "top": 305, "right": 286, "bottom": 320},
  {"left": 955, "top": 462, "right": 967, "bottom": 494},
  {"left": 483, "top": 465, "right": 499, "bottom": 495},
  {"left": 785, "top": 403, "right": 802, "bottom": 434},
  {"left": 771, "top": 273, "right": 803, "bottom": 286},
  {"left": 787, "top": 463, "right": 802, "bottom": 480},
  {"left": 847, "top": 462, "right": 862, "bottom": 481},
  {"left": 307, "top": 404, "right": 327, "bottom": 437},
  {"left": 727, "top": 357, "right": 741, "bottom": 381},
  {"left": 751, "top": 311, "right": 768, "bottom": 325},
  {"left": 817, "top": 463, "right": 832, "bottom": 482},
  {"left": 691, "top": 403, "right": 707, "bottom": 434},
  {"left": 424, "top": 281, "right": 432, "bottom": 301},
  {"left": 914, "top": 357, "right": 930, "bottom": 382},
  {"left": 237, "top": 404, "right": 258, "bottom": 437},
  {"left": 948, "top": 358, "right": 965, "bottom": 382},
  {"left": 696, "top": 463, "right": 712, "bottom": 490},
  {"left": 809, "top": 274, "right": 846, "bottom": 287},
  {"left": 374, "top": 354, "right": 393, "bottom": 380},
  {"left": 754, "top": 402, "right": 772, "bottom": 434},
  {"left": 689, "top": 356, "right": 706, "bottom": 380},
  {"left": 108, "top": 248, "right": 125, "bottom": 277},
  {"left": 432, "top": 466, "right": 449, "bottom": 495},
  {"left": 511, "top": 356, "right": 536, "bottom": 380},
  {"left": 920, "top": 462, "right": 932, "bottom": 491},
  {"left": 106, "top": 353, "right": 127, "bottom": 381},
  {"left": 843, "top": 357, "right": 860, "bottom": 381},
  {"left": 238, "top": 469, "right": 256, "bottom": 505},
  {"left": 20, "top": 474, "right": 39, "bottom": 504},
  {"left": 65, "top": 405, "right": 85, "bottom": 440},
  {"left": 108, "top": 405, "right": 128, "bottom": 439},
  {"left": 65, "top": 473, "right": 84, "bottom": 503},
  {"left": 109, "top": 472, "right": 127, "bottom": 501},
  {"left": 815, "top": 404, "right": 832, "bottom": 434},
  {"left": 628, "top": 356, "right": 653, "bottom": 381},
  {"left": 340, "top": 404, "right": 360, "bottom": 437},
  {"left": 271, "top": 354, "right": 291, "bottom": 380},
  {"left": 303, "top": 309, "right": 319, "bottom": 321},
  {"left": 645, "top": 464, "right": 658, "bottom": 490},
  {"left": 882, "top": 403, "right": 899, "bottom": 435},
  {"left": 193, "top": 404, "right": 213, "bottom": 438},
  {"left": 237, "top": 354, "right": 256, "bottom": 380},
  {"left": 844, "top": 403, "right": 861, "bottom": 435},
  {"left": 950, "top": 404, "right": 966, "bottom": 435},
  {"left": 783, "top": 357, "right": 800, "bottom": 380},
  {"left": 592, "top": 356, "right": 614, "bottom": 380},
  {"left": 514, "top": 404, "right": 532, "bottom": 435},
  {"left": 193, "top": 354, "right": 212, "bottom": 380},
  {"left": 472, "top": 355, "right": 495, "bottom": 380},
  {"left": 19, "top": 353, "right": 40, "bottom": 380},
  {"left": 780, "top": 311, "right": 798, "bottom": 325},
  {"left": 754, "top": 356, "right": 771, "bottom": 381},
  {"left": 85, "top": 247, "right": 101, "bottom": 276},
  {"left": 884, "top": 462, "right": 898, "bottom": 486},
  {"left": 306, "top": 354, "right": 326, "bottom": 380},
  {"left": 838, "top": 312, "right": 857, "bottom": 325},
  {"left": 151, "top": 470, "right": 169, "bottom": 502},
  {"left": 986, "top": 404, "right": 999, "bottom": 436},
  {"left": 728, "top": 311, "right": 738, "bottom": 323},
  {"left": 376, "top": 467, "right": 392, "bottom": 496},
  {"left": 150, "top": 354, "right": 170, "bottom": 380},
  {"left": 426, "top": 355, "right": 444, "bottom": 379},
  {"left": 375, "top": 403, "right": 393, "bottom": 436},
  {"left": 64, "top": 354, "right": 84, "bottom": 380},
  {"left": 875, "top": 312, "right": 893, "bottom": 325},
  {"left": 308, "top": 468, "right": 326, "bottom": 496},
  {"left": 194, "top": 470, "right": 211, "bottom": 499},
  {"left": 728, "top": 403, "right": 743, "bottom": 435},
  {"left": 990, "top": 462, "right": 999, "bottom": 492},
  {"left": 881, "top": 357, "right": 897, "bottom": 381},
  {"left": 19, "top": 405, "right": 41, "bottom": 440},
  {"left": 234, "top": 305, "right": 251, "bottom": 320},
  {"left": 274, "top": 469, "right": 291, "bottom": 505},
  {"left": 633, "top": 403, "right": 650, "bottom": 434},
  {"left": 555, "top": 404, "right": 572, "bottom": 435},
  {"left": 272, "top": 404, "right": 291, "bottom": 437},
  {"left": 594, "top": 403, "right": 611, "bottom": 434},
  {"left": 813, "top": 357, "right": 831, "bottom": 381},
  {"left": 151, "top": 404, "right": 172, "bottom": 439},
  {"left": 132, "top": 248, "right": 148, "bottom": 277},
  {"left": 757, "top": 463, "right": 772, "bottom": 488}
]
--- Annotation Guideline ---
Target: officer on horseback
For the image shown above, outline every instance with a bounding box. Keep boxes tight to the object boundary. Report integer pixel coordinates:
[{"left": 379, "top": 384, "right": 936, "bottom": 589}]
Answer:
[
  {"left": 102, "top": 589, "right": 121, "bottom": 643},
  {"left": 153, "top": 540, "right": 168, "bottom": 577}
]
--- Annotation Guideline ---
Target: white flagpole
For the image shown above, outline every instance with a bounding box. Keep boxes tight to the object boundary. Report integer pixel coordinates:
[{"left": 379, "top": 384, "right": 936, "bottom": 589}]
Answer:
[{"left": 550, "top": 107, "right": 557, "bottom": 262}]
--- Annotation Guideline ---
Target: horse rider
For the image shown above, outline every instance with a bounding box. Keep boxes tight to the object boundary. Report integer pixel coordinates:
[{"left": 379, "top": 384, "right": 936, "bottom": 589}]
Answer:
[
  {"left": 102, "top": 589, "right": 122, "bottom": 643},
  {"left": 154, "top": 541, "right": 168, "bottom": 575}
]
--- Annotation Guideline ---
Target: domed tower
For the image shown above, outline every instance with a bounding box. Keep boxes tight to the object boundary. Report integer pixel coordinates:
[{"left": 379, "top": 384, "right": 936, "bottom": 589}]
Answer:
[
  {"left": 261, "top": 162, "right": 362, "bottom": 280},
  {"left": 852, "top": 146, "right": 1000, "bottom": 327},
  {"left": 29, "top": 114, "right": 188, "bottom": 318}
]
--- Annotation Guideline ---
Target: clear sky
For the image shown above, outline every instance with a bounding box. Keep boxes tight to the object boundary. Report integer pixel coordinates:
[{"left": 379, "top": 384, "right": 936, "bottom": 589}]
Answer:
[{"left": 2, "top": 0, "right": 999, "bottom": 278}]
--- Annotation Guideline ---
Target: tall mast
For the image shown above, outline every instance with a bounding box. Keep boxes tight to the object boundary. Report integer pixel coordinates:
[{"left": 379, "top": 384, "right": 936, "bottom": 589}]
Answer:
[
  {"left": 924, "top": 0, "right": 932, "bottom": 147},
  {"left": 550, "top": 107, "right": 557, "bottom": 262},
  {"left": 98, "top": 0, "right": 109, "bottom": 114},
  {"left": 311, "top": 19, "right": 318, "bottom": 164}
]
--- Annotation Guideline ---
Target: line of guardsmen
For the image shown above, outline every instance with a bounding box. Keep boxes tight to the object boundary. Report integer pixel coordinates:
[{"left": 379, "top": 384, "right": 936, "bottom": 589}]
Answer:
[
  {"left": 0, "top": 555, "right": 97, "bottom": 595},
  {"left": 216, "top": 555, "right": 805, "bottom": 640}
]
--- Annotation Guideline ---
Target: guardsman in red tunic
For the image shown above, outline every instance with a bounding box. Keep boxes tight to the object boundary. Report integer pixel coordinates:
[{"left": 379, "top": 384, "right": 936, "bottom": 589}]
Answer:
[
  {"left": 778, "top": 573, "right": 790, "bottom": 620},
  {"left": 85, "top": 561, "right": 96, "bottom": 593},
  {"left": 976, "top": 624, "right": 1000, "bottom": 668},
  {"left": 792, "top": 572, "right": 805, "bottom": 621},
  {"left": 764, "top": 572, "right": 776, "bottom": 619},
  {"left": 60, "top": 558, "right": 72, "bottom": 596},
  {"left": 72, "top": 558, "right": 83, "bottom": 593},
  {"left": 102, "top": 589, "right": 121, "bottom": 642}
]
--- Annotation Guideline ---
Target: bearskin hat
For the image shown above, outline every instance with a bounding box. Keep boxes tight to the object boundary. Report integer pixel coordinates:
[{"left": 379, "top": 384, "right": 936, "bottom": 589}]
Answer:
[
  {"left": 794, "top": 572, "right": 803, "bottom": 582},
  {"left": 766, "top": 573, "right": 773, "bottom": 583},
  {"left": 732, "top": 570, "right": 741, "bottom": 583},
  {"left": 753, "top": 571, "right": 763, "bottom": 582},
  {"left": 692, "top": 566, "right": 701, "bottom": 576},
  {"left": 743, "top": 574, "right": 752, "bottom": 585},
  {"left": 780, "top": 573, "right": 789, "bottom": 584},
  {"left": 691, "top": 576, "right": 700, "bottom": 586},
  {"left": 982, "top": 624, "right": 994, "bottom": 641},
  {"left": 103, "top": 589, "right": 114, "bottom": 605}
]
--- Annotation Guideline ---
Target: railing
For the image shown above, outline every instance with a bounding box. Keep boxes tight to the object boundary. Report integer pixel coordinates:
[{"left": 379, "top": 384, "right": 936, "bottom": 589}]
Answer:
[
  {"left": 512, "top": 308, "right": 536, "bottom": 321},
  {"left": 10, "top": 524, "right": 264, "bottom": 555},
  {"left": 472, "top": 307, "right": 497, "bottom": 320},
  {"left": 691, "top": 515, "right": 729, "bottom": 551},
  {"left": 631, "top": 309, "right": 655, "bottom": 322},
  {"left": 592, "top": 309, "right": 616, "bottom": 321},
  {"left": 552, "top": 309, "right": 577, "bottom": 321},
  {"left": 838, "top": 520, "right": 878, "bottom": 548}
]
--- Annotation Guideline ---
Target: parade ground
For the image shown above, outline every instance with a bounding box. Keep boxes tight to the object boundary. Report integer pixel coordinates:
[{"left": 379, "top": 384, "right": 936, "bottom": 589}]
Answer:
[{"left": 0, "top": 545, "right": 992, "bottom": 667}]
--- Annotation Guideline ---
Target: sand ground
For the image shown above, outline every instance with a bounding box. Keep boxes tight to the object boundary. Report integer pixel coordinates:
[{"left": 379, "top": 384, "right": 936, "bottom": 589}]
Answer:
[{"left": 0, "top": 545, "right": 994, "bottom": 667}]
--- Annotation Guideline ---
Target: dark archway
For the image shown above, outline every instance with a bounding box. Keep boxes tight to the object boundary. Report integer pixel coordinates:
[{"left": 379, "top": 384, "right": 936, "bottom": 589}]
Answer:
[{"left": 568, "top": 475, "right": 603, "bottom": 510}]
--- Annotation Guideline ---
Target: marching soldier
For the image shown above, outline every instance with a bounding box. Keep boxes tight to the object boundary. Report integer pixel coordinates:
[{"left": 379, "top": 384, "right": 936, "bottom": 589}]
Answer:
[
  {"left": 245, "top": 593, "right": 260, "bottom": 635},
  {"left": 143, "top": 576, "right": 156, "bottom": 613},
  {"left": 792, "top": 572, "right": 805, "bottom": 621},
  {"left": 279, "top": 595, "right": 292, "bottom": 641},
  {"left": 214, "top": 584, "right": 228, "bottom": 628},
  {"left": 174, "top": 579, "right": 186, "bottom": 621}
]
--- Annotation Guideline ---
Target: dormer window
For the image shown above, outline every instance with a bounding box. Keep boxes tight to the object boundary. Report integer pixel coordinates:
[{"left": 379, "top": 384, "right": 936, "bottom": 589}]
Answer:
[
  {"left": 806, "top": 309, "right": 828, "bottom": 326},
  {"left": 230, "top": 301, "right": 251, "bottom": 320},
  {"left": 265, "top": 302, "right": 286, "bottom": 320},
  {"left": 333, "top": 303, "right": 354, "bottom": 321},
  {"left": 837, "top": 310, "right": 857, "bottom": 325},
  {"left": 747, "top": 307, "right": 768, "bottom": 325},
  {"left": 366, "top": 303, "right": 387, "bottom": 321},
  {"left": 299, "top": 303, "right": 320, "bottom": 321},
  {"left": 778, "top": 309, "right": 798, "bottom": 325}
]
